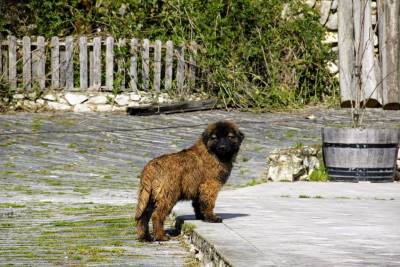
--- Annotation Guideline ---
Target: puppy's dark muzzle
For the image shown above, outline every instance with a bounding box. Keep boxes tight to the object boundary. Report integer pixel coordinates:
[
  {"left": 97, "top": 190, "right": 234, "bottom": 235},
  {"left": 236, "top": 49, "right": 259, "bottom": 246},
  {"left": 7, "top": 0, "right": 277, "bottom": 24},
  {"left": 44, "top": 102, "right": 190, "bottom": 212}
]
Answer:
[{"left": 216, "top": 141, "right": 232, "bottom": 155}]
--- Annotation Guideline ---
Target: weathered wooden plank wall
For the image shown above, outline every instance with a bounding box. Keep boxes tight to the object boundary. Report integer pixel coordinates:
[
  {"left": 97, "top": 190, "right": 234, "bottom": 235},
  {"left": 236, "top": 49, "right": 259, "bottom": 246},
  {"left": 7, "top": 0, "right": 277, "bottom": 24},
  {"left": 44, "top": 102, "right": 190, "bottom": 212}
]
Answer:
[{"left": 0, "top": 36, "right": 197, "bottom": 95}]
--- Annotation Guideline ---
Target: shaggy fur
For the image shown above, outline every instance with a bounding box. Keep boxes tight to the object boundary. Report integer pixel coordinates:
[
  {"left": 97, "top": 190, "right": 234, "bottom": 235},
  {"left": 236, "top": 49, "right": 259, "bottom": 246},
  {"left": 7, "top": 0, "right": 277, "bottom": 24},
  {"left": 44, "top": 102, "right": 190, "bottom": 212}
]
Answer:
[{"left": 135, "top": 121, "right": 244, "bottom": 241}]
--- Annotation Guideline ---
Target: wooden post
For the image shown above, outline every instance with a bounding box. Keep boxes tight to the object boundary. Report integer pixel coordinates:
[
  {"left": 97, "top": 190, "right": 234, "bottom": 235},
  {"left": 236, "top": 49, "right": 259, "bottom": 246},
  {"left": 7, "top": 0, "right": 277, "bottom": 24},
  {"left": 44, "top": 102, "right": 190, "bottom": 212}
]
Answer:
[
  {"left": 142, "top": 39, "right": 150, "bottom": 91},
  {"left": 89, "top": 50, "right": 93, "bottom": 88},
  {"left": 129, "top": 38, "right": 138, "bottom": 92},
  {"left": 188, "top": 41, "right": 197, "bottom": 90},
  {"left": 153, "top": 40, "right": 162, "bottom": 92},
  {"left": 359, "top": 0, "right": 380, "bottom": 107},
  {"left": 379, "top": 0, "right": 400, "bottom": 109},
  {"left": 51, "top": 37, "right": 60, "bottom": 89},
  {"left": 23, "top": 36, "right": 32, "bottom": 90},
  {"left": 93, "top": 37, "right": 101, "bottom": 89},
  {"left": 36, "top": 36, "right": 46, "bottom": 90},
  {"left": 165, "top": 40, "right": 173, "bottom": 91},
  {"left": 176, "top": 45, "right": 185, "bottom": 96},
  {"left": 8, "top": 36, "right": 16, "bottom": 89},
  {"left": 60, "top": 51, "right": 66, "bottom": 87},
  {"left": 65, "top": 36, "right": 74, "bottom": 90},
  {"left": 0, "top": 35, "right": 2, "bottom": 78},
  {"left": 118, "top": 38, "right": 126, "bottom": 90},
  {"left": 79, "top": 36, "right": 88, "bottom": 90},
  {"left": 338, "top": 0, "right": 355, "bottom": 107},
  {"left": 106, "top": 36, "right": 114, "bottom": 90}
]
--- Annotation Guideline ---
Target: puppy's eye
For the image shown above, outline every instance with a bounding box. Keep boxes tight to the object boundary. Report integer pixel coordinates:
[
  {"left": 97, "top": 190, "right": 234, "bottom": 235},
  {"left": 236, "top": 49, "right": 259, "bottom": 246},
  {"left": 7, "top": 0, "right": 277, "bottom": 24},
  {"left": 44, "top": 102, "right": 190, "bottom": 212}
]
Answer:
[
  {"left": 228, "top": 134, "right": 235, "bottom": 139},
  {"left": 211, "top": 134, "right": 217, "bottom": 140}
]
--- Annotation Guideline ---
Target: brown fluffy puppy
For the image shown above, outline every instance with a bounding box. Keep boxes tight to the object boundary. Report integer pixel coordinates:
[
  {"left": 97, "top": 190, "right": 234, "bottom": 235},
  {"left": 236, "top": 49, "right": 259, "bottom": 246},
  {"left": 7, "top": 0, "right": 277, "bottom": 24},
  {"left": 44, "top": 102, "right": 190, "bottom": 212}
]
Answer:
[{"left": 135, "top": 121, "right": 244, "bottom": 241}]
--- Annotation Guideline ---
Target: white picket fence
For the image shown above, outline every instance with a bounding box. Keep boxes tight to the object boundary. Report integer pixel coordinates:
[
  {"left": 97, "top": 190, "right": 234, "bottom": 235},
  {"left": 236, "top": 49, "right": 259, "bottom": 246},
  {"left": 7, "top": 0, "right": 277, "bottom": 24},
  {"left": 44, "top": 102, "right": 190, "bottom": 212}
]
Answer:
[{"left": 0, "top": 36, "right": 198, "bottom": 93}]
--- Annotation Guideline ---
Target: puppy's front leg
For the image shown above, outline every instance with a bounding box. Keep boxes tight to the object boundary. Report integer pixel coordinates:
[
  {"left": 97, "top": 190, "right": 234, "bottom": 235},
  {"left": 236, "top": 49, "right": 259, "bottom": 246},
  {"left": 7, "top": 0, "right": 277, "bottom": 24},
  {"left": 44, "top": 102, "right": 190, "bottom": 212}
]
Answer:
[{"left": 199, "top": 179, "right": 222, "bottom": 223}]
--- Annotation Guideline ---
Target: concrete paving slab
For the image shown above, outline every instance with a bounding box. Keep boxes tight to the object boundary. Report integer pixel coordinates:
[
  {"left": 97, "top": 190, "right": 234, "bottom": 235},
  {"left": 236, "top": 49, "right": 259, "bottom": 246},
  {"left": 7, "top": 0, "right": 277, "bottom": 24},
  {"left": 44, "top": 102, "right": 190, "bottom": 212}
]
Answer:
[{"left": 174, "top": 182, "right": 400, "bottom": 267}]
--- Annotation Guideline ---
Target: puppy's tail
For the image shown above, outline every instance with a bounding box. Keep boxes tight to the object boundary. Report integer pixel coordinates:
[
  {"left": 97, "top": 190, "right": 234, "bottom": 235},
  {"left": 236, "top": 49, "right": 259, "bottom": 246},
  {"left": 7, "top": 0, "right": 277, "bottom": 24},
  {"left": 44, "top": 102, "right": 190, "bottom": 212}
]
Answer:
[{"left": 135, "top": 172, "right": 152, "bottom": 220}]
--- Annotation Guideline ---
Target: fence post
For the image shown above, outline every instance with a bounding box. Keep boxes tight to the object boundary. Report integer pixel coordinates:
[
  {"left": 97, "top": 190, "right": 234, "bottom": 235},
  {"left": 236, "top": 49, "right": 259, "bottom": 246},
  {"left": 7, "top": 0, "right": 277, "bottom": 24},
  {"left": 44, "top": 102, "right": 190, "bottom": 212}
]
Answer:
[
  {"left": 188, "top": 41, "right": 197, "bottom": 90},
  {"left": 93, "top": 37, "right": 101, "bottom": 89},
  {"left": 23, "top": 36, "right": 32, "bottom": 90},
  {"left": 118, "top": 38, "right": 126, "bottom": 90},
  {"left": 379, "top": 0, "right": 400, "bottom": 109},
  {"left": 51, "top": 37, "right": 60, "bottom": 89},
  {"left": 8, "top": 36, "right": 16, "bottom": 90},
  {"left": 106, "top": 36, "right": 114, "bottom": 90},
  {"left": 142, "top": 39, "right": 150, "bottom": 91},
  {"left": 165, "top": 40, "right": 173, "bottom": 91},
  {"left": 65, "top": 36, "right": 74, "bottom": 90},
  {"left": 176, "top": 45, "right": 185, "bottom": 96},
  {"left": 154, "top": 40, "right": 162, "bottom": 92},
  {"left": 79, "top": 36, "right": 88, "bottom": 90},
  {"left": 0, "top": 35, "right": 2, "bottom": 78},
  {"left": 130, "top": 38, "right": 138, "bottom": 92}
]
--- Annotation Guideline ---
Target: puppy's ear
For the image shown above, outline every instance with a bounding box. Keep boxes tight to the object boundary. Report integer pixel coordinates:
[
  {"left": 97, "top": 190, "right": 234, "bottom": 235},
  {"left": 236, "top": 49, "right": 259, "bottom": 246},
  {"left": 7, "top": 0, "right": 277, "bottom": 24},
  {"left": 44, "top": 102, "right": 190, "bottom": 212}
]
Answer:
[
  {"left": 238, "top": 130, "right": 245, "bottom": 143},
  {"left": 201, "top": 128, "right": 210, "bottom": 145}
]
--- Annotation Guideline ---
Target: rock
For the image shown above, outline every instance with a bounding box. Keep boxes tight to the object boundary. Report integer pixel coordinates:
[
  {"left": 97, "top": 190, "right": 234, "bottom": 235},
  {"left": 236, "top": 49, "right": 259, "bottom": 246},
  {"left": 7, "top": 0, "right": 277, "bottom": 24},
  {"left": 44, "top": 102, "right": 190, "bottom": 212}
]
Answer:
[
  {"left": 47, "top": 102, "right": 71, "bottom": 111},
  {"left": 96, "top": 104, "right": 113, "bottom": 112},
  {"left": 65, "top": 92, "right": 88, "bottom": 106},
  {"left": 306, "top": 114, "right": 316, "bottom": 120},
  {"left": 158, "top": 93, "right": 170, "bottom": 103},
  {"left": 325, "top": 12, "right": 337, "bottom": 30},
  {"left": 22, "top": 100, "right": 38, "bottom": 110},
  {"left": 115, "top": 94, "right": 130, "bottom": 106},
  {"left": 319, "top": 0, "right": 332, "bottom": 25},
  {"left": 129, "top": 92, "right": 141, "bottom": 101},
  {"left": 87, "top": 95, "right": 108, "bottom": 105},
  {"left": 43, "top": 94, "right": 57, "bottom": 101},
  {"left": 13, "top": 94, "right": 24, "bottom": 100},
  {"left": 265, "top": 146, "right": 321, "bottom": 182},
  {"left": 306, "top": 0, "right": 316, "bottom": 8},
  {"left": 36, "top": 99, "right": 45, "bottom": 106},
  {"left": 112, "top": 105, "right": 126, "bottom": 112},
  {"left": 323, "top": 32, "right": 338, "bottom": 44},
  {"left": 327, "top": 61, "right": 339, "bottom": 74},
  {"left": 73, "top": 103, "right": 93, "bottom": 112},
  {"left": 127, "top": 101, "right": 139, "bottom": 107},
  {"left": 331, "top": 0, "right": 338, "bottom": 10}
]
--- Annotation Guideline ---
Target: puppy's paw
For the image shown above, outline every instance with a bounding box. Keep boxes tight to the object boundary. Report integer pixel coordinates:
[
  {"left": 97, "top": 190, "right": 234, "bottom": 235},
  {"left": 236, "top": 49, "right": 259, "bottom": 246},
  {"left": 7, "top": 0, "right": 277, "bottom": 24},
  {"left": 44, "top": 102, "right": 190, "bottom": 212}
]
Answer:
[
  {"left": 204, "top": 215, "right": 223, "bottom": 223},
  {"left": 154, "top": 235, "right": 170, "bottom": 242}
]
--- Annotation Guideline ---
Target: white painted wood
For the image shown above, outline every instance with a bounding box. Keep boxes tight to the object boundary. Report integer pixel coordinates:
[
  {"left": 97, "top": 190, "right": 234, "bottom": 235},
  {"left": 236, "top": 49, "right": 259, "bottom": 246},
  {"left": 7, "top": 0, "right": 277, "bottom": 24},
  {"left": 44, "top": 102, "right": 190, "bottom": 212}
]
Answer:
[
  {"left": 165, "top": 40, "right": 173, "bottom": 91},
  {"left": 153, "top": 40, "right": 162, "bottom": 92},
  {"left": 8, "top": 36, "right": 16, "bottom": 89},
  {"left": 23, "top": 36, "right": 32, "bottom": 90},
  {"left": 79, "top": 36, "right": 88, "bottom": 90},
  {"left": 142, "top": 39, "right": 150, "bottom": 91},
  {"left": 93, "top": 37, "right": 101, "bottom": 89},
  {"left": 129, "top": 38, "right": 138, "bottom": 92},
  {"left": 65, "top": 36, "right": 74, "bottom": 90},
  {"left": 106, "top": 36, "right": 114, "bottom": 90},
  {"left": 338, "top": 0, "right": 354, "bottom": 107},
  {"left": 51, "top": 36, "right": 60, "bottom": 88}
]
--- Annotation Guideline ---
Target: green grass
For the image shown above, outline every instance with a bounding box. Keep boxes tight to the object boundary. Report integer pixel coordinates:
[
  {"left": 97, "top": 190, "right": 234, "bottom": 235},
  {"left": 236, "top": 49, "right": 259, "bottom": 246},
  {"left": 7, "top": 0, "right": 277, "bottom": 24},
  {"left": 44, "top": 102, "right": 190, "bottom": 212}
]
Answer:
[{"left": 0, "top": 203, "right": 26, "bottom": 208}]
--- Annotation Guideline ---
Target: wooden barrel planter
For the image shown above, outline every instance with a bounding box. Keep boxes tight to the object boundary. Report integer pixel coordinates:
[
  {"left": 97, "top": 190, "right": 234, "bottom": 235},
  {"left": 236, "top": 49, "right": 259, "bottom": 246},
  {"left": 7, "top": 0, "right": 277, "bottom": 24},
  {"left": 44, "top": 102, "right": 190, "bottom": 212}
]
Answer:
[{"left": 322, "top": 128, "right": 399, "bottom": 182}]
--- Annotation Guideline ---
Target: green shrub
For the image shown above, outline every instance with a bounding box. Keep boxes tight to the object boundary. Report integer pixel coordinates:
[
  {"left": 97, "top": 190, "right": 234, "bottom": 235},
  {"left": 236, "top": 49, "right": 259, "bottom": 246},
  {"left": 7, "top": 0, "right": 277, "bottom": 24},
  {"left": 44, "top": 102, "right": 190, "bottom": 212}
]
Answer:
[{"left": 1, "top": 0, "right": 337, "bottom": 110}]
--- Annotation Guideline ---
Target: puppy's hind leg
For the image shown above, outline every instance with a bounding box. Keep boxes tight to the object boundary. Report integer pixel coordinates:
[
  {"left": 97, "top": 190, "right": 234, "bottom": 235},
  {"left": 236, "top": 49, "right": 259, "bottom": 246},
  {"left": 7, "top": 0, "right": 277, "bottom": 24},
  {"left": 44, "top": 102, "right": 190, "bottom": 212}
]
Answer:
[
  {"left": 151, "top": 201, "right": 175, "bottom": 241},
  {"left": 192, "top": 197, "right": 205, "bottom": 220},
  {"left": 136, "top": 202, "right": 154, "bottom": 241}
]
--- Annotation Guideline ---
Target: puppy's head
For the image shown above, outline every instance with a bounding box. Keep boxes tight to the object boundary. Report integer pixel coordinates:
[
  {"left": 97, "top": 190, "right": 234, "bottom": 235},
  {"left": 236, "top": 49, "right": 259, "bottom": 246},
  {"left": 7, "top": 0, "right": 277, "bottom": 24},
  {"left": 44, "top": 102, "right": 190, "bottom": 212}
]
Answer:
[{"left": 202, "top": 121, "right": 244, "bottom": 162}]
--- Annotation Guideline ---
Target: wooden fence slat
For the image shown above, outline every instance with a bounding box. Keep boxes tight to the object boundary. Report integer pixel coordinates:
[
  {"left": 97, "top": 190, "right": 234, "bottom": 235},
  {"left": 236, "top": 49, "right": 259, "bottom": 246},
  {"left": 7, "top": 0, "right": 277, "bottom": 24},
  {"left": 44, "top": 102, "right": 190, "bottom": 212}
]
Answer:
[
  {"left": 93, "top": 37, "right": 101, "bottom": 89},
  {"left": 65, "top": 36, "right": 74, "bottom": 90},
  {"left": 360, "top": 0, "right": 379, "bottom": 107},
  {"left": 37, "top": 36, "right": 46, "bottom": 90},
  {"left": 380, "top": 0, "right": 400, "bottom": 109},
  {"left": 142, "top": 39, "right": 150, "bottom": 91},
  {"left": 129, "top": 38, "right": 138, "bottom": 92},
  {"left": 153, "top": 40, "right": 162, "bottom": 92},
  {"left": 176, "top": 46, "right": 185, "bottom": 95},
  {"left": 89, "top": 50, "right": 93, "bottom": 87},
  {"left": 0, "top": 35, "right": 2, "bottom": 77},
  {"left": 106, "top": 36, "right": 114, "bottom": 90},
  {"left": 2, "top": 50, "right": 8, "bottom": 82},
  {"left": 79, "top": 36, "right": 88, "bottom": 90},
  {"left": 8, "top": 36, "right": 16, "bottom": 89},
  {"left": 51, "top": 37, "right": 60, "bottom": 88},
  {"left": 118, "top": 38, "right": 126, "bottom": 90},
  {"left": 60, "top": 51, "right": 66, "bottom": 87},
  {"left": 188, "top": 41, "right": 197, "bottom": 90},
  {"left": 165, "top": 40, "right": 173, "bottom": 91},
  {"left": 338, "top": 0, "right": 355, "bottom": 107},
  {"left": 23, "top": 36, "right": 31, "bottom": 90}
]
